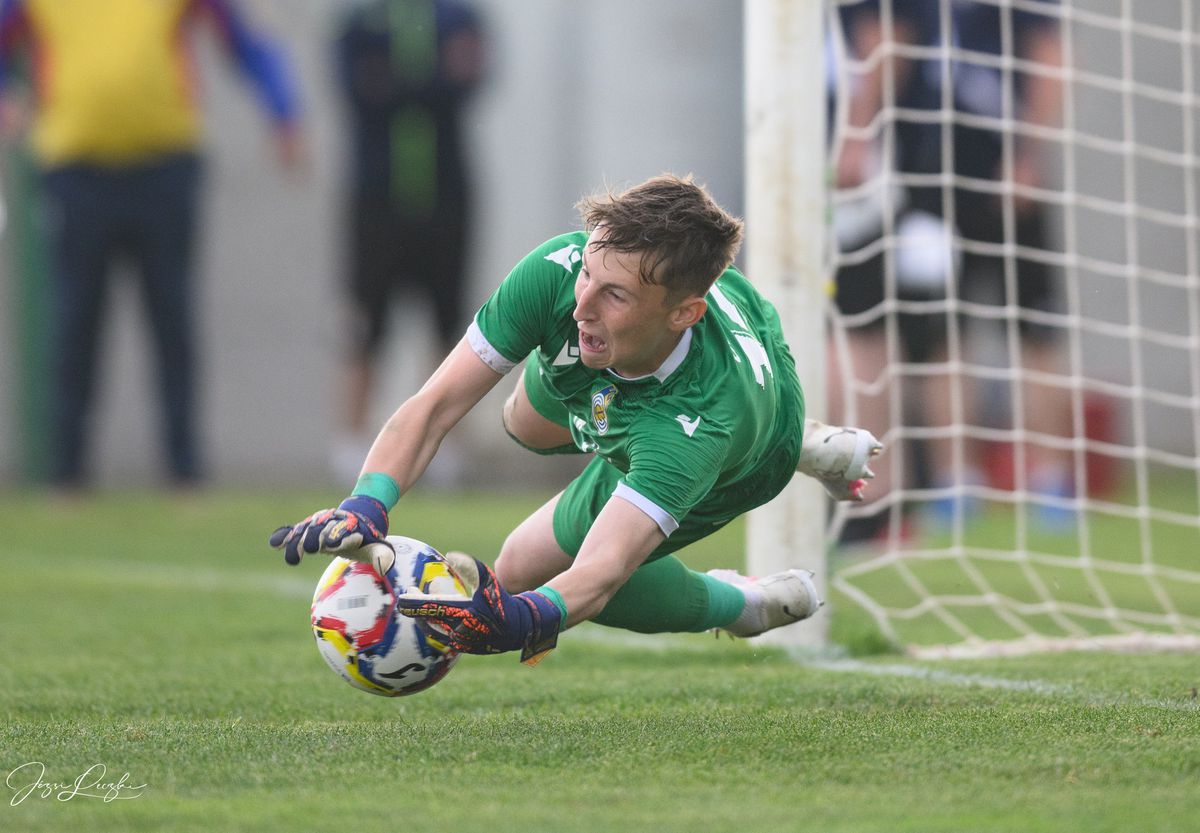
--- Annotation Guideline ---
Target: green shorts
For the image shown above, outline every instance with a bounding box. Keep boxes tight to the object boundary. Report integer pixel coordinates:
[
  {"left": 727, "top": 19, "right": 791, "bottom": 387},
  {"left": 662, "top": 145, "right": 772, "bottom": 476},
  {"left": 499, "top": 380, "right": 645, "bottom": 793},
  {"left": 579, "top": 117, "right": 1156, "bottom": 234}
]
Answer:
[
  {"left": 522, "top": 350, "right": 572, "bottom": 425},
  {"left": 550, "top": 360, "right": 805, "bottom": 562}
]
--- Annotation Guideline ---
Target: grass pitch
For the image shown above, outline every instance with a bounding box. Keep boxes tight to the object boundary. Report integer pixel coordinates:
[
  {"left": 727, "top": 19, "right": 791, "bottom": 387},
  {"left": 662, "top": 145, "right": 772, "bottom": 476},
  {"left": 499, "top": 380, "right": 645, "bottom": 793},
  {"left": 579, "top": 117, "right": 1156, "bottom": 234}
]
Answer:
[{"left": 2, "top": 490, "right": 1198, "bottom": 832}]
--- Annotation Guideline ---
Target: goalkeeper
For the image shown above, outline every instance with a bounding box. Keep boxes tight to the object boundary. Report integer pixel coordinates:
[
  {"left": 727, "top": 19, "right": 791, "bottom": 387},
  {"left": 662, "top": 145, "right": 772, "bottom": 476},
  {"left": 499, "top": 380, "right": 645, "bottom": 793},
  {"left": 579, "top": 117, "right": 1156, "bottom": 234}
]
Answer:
[{"left": 271, "top": 174, "right": 882, "bottom": 664}]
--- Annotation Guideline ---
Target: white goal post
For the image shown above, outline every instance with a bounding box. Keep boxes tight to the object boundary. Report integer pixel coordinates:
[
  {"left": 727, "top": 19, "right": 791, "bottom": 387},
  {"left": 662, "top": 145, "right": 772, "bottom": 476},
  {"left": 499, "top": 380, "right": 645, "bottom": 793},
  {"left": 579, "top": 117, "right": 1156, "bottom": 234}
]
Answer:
[
  {"left": 744, "top": 0, "right": 831, "bottom": 648},
  {"left": 747, "top": 0, "right": 1200, "bottom": 656}
]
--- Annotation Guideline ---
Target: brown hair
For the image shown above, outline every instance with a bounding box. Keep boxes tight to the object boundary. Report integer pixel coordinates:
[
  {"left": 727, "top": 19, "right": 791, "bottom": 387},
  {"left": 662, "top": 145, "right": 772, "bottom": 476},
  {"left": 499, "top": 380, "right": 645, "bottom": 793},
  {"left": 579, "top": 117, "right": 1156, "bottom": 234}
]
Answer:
[{"left": 576, "top": 174, "right": 744, "bottom": 301}]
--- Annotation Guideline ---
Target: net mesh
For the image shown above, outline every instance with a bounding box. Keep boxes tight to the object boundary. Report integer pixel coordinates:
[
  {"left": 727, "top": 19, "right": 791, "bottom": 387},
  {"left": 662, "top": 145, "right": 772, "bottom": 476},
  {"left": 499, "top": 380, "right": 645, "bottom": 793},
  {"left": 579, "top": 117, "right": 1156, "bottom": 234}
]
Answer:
[{"left": 825, "top": 0, "right": 1200, "bottom": 655}]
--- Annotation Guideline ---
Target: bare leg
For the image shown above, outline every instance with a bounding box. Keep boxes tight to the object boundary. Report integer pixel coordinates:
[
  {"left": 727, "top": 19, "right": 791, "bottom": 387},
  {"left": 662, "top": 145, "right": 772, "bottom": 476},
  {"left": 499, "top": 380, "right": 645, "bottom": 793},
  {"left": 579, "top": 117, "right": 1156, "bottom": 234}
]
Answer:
[
  {"left": 493, "top": 491, "right": 574, "bottom": 592},
  {"left": 922, "top": 343, "right": 963, "bottom": 488}
]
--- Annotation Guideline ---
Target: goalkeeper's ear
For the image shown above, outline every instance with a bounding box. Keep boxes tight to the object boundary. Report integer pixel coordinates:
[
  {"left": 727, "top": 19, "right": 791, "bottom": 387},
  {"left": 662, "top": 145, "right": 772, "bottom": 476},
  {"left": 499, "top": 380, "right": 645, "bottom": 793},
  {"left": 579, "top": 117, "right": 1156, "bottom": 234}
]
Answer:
[
  {"left": 668, "top": 295, "right": 707, "bottom": 331},
  {"left": 442, "top": 551, "right": 483, "bottom": 594}
]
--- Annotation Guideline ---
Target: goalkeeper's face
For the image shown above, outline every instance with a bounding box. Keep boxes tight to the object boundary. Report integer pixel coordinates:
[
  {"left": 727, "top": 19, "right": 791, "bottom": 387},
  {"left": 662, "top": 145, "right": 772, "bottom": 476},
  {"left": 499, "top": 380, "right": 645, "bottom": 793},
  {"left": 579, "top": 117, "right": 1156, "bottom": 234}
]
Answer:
[{"left": 573, "top": 227, "right": 705, "bottom": 378}]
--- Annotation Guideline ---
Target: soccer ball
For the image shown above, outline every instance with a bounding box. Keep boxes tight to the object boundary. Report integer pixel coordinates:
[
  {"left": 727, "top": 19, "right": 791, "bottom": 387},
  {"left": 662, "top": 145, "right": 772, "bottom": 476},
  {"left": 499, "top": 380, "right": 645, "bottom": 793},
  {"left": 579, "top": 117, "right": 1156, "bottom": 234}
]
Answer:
[{"left": 310, "top": 535, "right": 467, "bottom": 697}]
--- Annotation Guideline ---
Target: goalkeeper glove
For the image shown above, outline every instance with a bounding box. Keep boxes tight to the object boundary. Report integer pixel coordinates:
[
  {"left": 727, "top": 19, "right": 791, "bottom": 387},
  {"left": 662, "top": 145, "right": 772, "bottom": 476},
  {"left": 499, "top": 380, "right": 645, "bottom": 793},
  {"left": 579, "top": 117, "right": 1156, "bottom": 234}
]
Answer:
[
  {"left": 268, "top": 495, "right": 389, "bottom": 566},
  {"left": 396, "top": 554, "right": 562, "bottom": 665},
  {"left": 797, "top": 421, "right": 884, "bottom": 502}
]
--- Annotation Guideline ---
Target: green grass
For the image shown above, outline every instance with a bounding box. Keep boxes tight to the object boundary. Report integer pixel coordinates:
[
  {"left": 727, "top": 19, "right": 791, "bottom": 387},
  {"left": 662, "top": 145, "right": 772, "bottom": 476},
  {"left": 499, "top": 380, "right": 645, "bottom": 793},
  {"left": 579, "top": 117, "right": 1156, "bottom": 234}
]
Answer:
[{"left": 2, "top": 490, "right": 1199, "bottom": 832}]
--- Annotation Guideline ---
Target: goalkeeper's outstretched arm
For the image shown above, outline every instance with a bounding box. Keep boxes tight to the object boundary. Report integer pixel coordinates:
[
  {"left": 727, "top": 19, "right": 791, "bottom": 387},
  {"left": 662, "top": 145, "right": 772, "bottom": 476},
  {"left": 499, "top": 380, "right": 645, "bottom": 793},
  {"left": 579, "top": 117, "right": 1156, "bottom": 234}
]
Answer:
[
  {"left": 542, "top": 495, "right": 666, "bottom": 627},
  {"left": 360, "top": 337, "right": 505, "bottom": 494}
]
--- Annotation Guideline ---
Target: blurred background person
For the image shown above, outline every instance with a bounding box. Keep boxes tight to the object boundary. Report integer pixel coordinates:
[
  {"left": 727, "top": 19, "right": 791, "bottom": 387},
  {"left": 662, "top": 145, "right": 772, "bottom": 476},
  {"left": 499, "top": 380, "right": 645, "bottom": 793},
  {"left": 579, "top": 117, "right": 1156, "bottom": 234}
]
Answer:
[
  {"left": 935, "top": 0, "right": 1071, "bottom": 528},
  {"left": 829, "top": 0, "right": 1068, "bottom": 539},
  {"left": 828, "top": 0, "right": 941, "bottom": 542},
  {"left": 330, "top": 0, "right": 486, "bottom": 485},
  {"left": 0, "top": 0, "right": 301, "bottom": 492}
]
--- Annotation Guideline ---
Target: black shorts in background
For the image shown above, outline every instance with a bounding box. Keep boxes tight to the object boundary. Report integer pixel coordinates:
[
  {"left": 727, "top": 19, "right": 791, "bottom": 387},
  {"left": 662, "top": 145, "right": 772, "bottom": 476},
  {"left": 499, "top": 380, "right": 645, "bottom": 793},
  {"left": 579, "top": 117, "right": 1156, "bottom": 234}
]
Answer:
[{"left": 348, "top": 195, "right": 469, "bottom": 355}]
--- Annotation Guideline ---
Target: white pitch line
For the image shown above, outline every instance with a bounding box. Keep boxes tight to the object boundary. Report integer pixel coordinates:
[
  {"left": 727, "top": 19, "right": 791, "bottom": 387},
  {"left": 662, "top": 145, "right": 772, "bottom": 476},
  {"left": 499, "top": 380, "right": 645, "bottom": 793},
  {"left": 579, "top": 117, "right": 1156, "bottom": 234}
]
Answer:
[{"left": 801, "top": 655, "right": 1200, "bottom": 711}]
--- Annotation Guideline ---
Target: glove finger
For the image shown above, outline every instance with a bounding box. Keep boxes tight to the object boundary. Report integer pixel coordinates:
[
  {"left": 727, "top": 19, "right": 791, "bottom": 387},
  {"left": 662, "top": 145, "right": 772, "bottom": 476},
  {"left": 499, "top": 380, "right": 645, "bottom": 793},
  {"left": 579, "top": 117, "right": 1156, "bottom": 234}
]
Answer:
[
  {"left": 445, "top": 632, "right": 486, "bottom": 654},
  {"left": 301, "top": 524, "right": 324, "bottom": 554},
  {"left": 283, "top": 523, "right": 308, "bottom": 565},
  {"left": 452, "top": 614, "right": 495, "bottom": 641},
  {"left": 268, "top": 525, "right": 293, "bottom": 549},
  {"left": 429, "top": 624, "right": 472, "bottom": 653},
  {"left": 400, "top": 607, "right": 472, "bottom": 646},
  {"left": 301, "top": 510, "right": 336, "bottom": 554},
  {"left": 359, "top": 541, "right": 396, "bottom": 577},
  {"left": 413, "top": 612, "right": 471, "bottom": 644},
  {"left": 442, "top": 551, "right": 483, "bottom": 593},
  {"left": 446, "top": 624, "right": 502, "bottom": 655},
  {"left": 422, "top": 611, "right": 489, "bottom": 652},
  {"left": 467, "top": 558, "right": 500, "bottom": 599}
]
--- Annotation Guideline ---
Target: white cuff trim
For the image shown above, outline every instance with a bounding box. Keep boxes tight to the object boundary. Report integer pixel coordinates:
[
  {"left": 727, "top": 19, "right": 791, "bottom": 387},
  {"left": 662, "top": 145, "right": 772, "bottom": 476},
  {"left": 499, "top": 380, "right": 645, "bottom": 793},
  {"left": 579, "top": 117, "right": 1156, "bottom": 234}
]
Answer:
[
  {"left": 467, "top": 320, "right": 517, "bottom": 375},
  {"left": 613, "top": 482, "right": 680, "bottom": 538}
]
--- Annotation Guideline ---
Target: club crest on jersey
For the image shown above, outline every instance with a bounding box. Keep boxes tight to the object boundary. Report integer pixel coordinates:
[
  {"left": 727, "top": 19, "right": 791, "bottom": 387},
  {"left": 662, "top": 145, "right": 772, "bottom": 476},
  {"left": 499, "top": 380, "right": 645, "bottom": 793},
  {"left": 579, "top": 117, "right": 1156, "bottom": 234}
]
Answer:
[{"left": 591, "top": 385, "right": 617, "bottom": 435}]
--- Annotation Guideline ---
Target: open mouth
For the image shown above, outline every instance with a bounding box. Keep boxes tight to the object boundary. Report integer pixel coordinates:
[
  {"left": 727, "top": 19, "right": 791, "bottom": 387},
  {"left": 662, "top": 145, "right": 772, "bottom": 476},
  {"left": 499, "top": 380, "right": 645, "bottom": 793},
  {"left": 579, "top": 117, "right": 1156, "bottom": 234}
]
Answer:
[{"left": 579, "top": 330, "right": 607, "bottom": 354}]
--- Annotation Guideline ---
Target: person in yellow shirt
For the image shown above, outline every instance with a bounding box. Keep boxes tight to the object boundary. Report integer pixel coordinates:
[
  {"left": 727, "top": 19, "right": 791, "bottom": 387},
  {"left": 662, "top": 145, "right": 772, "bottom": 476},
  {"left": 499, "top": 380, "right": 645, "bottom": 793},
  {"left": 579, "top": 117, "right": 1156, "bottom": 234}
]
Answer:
[{"left": 0, "top": 0, "right": 300, "bottom": 489}]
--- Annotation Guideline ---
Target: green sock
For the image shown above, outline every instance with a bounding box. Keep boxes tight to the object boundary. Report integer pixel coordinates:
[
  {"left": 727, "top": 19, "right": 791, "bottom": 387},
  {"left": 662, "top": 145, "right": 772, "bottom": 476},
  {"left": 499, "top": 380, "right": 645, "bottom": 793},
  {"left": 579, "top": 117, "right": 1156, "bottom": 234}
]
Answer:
[
  {"left": 697, "top": 572, "right": 749, "bottom": 630},
  {"left": 589, "top": 555, "right": 746, "bottom": 634}
]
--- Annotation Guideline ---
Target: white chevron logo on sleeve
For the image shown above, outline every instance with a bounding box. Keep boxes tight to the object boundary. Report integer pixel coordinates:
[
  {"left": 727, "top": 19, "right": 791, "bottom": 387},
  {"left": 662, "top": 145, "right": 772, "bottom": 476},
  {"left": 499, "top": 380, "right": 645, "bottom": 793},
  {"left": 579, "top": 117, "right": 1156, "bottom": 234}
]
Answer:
[
  {"left": 544, "top": 244, "right": 582, "bottom": 273},
  {"left": 553, "top": 340, "right": 579, "bottom": 365},
  {"left": 675, "top": 415, "right": 702, "bottom": 437}
]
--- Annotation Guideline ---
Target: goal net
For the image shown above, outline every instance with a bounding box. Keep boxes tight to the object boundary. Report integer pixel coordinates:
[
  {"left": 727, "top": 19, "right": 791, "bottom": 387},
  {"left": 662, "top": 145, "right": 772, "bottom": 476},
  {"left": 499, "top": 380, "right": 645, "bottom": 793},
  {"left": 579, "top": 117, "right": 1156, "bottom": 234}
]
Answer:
[{"left": 824, "top": 0, "right": 1200, "bottom": 657}]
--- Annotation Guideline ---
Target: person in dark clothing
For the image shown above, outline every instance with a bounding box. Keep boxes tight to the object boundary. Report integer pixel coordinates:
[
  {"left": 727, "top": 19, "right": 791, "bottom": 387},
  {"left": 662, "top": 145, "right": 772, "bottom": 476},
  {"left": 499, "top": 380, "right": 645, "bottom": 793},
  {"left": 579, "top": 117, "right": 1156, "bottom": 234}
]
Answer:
[
  {"left": 830, "top": 0, "right": 1068, "bottom": 535},
  {"left": 332, "top": 0, "right": 485, "bottom": 482}
]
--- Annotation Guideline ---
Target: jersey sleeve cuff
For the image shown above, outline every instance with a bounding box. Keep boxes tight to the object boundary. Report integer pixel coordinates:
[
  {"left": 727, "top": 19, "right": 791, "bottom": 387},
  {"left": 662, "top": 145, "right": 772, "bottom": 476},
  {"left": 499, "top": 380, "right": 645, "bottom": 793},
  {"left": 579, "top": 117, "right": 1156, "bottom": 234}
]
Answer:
[
  {"left": 612, "top": 482, "right": 680, "bottom": 538},
  {"left": 466, "top": 320, "right": 518, "bottom": 375}
]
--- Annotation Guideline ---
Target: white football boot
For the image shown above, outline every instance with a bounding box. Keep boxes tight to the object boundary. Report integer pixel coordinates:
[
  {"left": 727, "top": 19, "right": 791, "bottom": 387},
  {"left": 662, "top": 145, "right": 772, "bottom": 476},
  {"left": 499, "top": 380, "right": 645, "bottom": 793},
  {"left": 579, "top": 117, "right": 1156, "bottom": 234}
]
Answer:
[
  {"left": 797, "top": 420, "right": 884, "bottom": 502},
  {"left": 707, "top": 568, "right": 823, "bottom": 638}
]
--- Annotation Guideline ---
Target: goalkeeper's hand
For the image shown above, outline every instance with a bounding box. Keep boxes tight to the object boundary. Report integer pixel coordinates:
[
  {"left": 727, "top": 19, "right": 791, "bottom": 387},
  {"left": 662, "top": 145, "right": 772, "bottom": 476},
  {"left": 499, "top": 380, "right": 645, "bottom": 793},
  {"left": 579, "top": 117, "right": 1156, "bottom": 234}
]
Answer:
[
  {"left": 396, "top": 553, "right": 562, "bottom": 665},
  {"left": 268, "top": 495, "right": 389, "bottom": 566}
]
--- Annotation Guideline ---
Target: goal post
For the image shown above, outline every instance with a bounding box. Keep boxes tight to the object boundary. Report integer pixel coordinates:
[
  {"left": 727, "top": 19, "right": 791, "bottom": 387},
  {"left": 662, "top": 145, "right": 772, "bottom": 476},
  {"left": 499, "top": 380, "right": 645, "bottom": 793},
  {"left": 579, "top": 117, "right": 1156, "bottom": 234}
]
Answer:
[{"left": 743, "top": 0, "right": 831, "bottom": 648}]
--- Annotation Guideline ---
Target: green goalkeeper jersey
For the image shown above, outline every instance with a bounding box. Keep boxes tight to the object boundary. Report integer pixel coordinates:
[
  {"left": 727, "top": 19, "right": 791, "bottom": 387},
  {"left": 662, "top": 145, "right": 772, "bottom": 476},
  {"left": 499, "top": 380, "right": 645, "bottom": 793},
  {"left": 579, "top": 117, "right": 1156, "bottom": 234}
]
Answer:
[{"left": 467, "top": 232, "right": 805, "bottom": 539}]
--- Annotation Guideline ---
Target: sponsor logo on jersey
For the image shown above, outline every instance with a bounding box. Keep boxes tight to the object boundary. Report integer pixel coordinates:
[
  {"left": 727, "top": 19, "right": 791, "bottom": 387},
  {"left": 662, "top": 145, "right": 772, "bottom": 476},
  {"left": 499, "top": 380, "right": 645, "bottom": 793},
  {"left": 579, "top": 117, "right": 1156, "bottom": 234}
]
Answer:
[
  {"left": 675, "top": 414, "right": 702, "bottom": 437},
  {"left": 591, "top": 384, "right": 617, "bottom": 435},
  {"left": 544, "top": 243, "right": 582, "bottom": 273}
]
